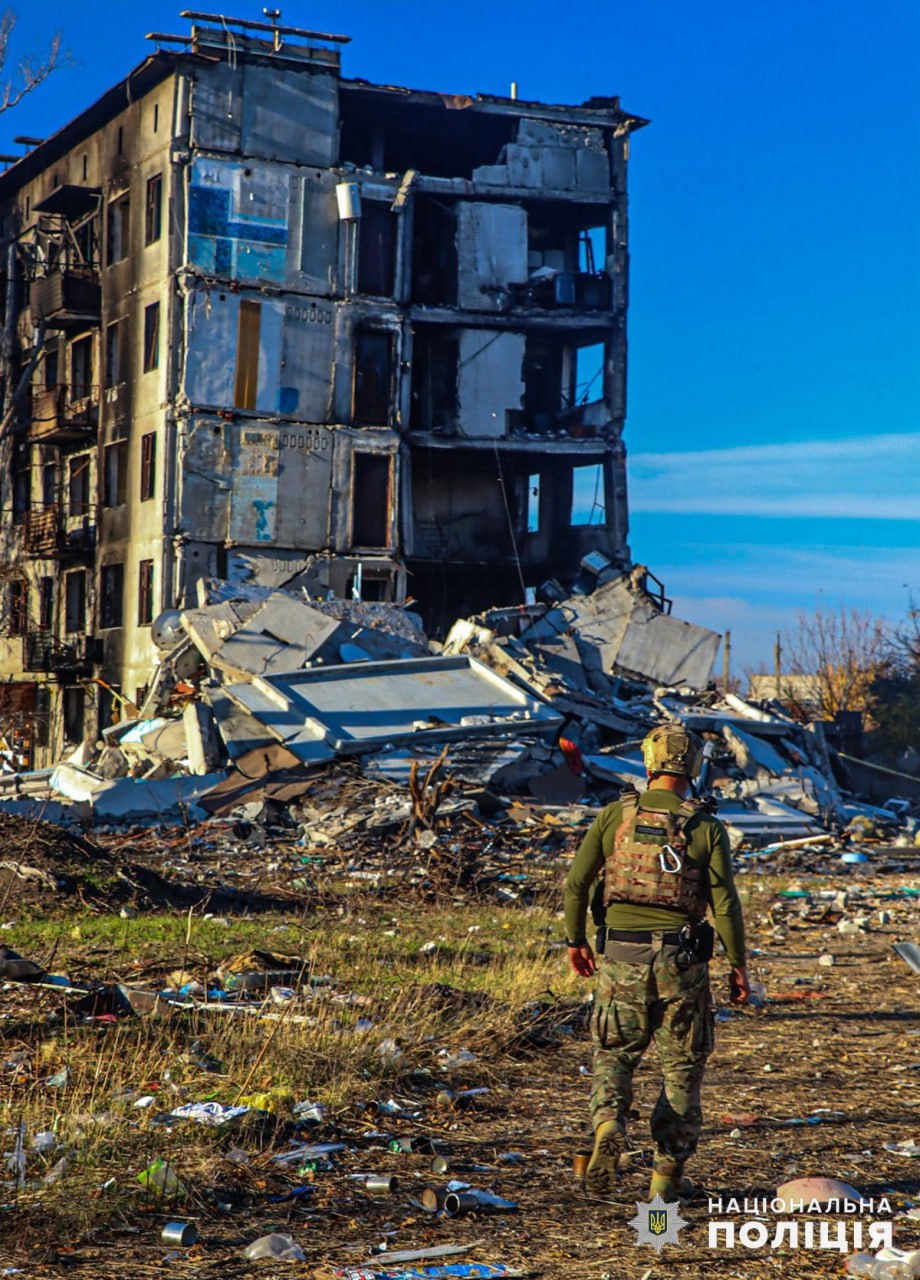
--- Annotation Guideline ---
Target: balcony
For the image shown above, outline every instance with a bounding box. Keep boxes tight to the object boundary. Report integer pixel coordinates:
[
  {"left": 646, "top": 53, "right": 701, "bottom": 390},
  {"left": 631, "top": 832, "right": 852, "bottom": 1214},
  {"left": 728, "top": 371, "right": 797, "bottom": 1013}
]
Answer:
[
  {"left": 22, "top": 504, "right": 96, "bottom": 559},
  {"left": 30, "top": 266, "right": 101, "bottom": 332},
  {"left": 30, "top": 385, "right": 99, "bottom": 448},
  {"left": 23, "top": 632, "right": 99, "bottom": 675}
]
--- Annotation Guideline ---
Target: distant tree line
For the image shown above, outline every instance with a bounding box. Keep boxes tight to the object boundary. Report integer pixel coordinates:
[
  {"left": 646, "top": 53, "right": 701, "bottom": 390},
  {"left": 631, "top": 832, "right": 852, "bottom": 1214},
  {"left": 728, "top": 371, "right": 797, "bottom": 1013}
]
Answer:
[{"left": 752, "top": 602, "right": 920, "bottom": 769}]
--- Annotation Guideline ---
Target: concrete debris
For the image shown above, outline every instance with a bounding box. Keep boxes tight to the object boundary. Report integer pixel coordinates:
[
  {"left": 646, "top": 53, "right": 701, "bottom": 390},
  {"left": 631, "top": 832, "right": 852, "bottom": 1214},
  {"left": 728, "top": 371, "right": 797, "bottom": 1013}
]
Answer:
[{"left": 0, "top": 564, "right": 916, "bottom": 852}]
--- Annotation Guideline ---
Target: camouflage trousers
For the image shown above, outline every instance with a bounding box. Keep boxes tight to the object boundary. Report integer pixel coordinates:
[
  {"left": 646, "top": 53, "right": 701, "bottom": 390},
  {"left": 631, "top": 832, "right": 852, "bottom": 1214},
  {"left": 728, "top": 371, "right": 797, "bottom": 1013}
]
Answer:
[{"left": 591, "top": 939, "right": 714, "bottom": 1167}]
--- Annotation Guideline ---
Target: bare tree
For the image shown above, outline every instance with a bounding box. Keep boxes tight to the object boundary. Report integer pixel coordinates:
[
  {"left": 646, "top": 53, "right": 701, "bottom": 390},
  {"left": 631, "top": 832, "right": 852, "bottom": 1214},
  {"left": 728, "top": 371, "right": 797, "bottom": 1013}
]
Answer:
[
  {"left": 0, "top": 10, "right": 62, "bottom": 114},
  {"left": 780, "top": 604, "right": 892, "bottom": 720}
]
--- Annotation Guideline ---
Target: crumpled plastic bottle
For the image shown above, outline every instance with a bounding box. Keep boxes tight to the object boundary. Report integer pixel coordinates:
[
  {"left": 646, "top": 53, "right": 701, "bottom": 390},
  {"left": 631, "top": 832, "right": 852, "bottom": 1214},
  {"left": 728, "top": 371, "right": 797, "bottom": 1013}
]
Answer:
[{"left": 242, "top": 1232, "right": 306, "bottom": 1261}]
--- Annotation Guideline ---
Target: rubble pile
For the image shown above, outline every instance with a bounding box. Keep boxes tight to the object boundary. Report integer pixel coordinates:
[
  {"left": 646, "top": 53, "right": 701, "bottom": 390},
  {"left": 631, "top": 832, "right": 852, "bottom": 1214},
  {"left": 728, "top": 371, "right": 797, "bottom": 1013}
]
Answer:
[{"left": 3, "top": 558, "right": 918, "bottom": 855}]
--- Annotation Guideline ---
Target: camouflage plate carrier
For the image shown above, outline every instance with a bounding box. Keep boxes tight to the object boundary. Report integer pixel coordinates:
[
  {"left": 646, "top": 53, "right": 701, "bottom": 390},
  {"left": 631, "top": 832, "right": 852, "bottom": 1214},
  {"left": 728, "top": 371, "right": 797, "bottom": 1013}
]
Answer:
[{"left": 604, "top": 793, "right": 709, "bottom": 918}]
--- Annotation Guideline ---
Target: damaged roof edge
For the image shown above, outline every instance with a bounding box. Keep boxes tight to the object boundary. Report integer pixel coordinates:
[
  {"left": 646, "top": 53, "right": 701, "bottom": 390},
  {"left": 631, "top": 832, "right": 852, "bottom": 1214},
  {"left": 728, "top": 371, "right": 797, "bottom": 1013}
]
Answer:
[
  {"left": 0, "top": 53, "right": 177, "bottom": 199},
  {"left": 339, "top": 78, "right": 649, "bottom": 131}
]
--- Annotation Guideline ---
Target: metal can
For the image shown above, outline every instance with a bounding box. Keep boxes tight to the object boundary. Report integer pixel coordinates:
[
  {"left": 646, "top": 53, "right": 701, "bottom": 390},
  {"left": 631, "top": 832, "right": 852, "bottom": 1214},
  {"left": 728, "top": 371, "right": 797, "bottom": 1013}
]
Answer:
[
  {"left": 161, "top": 1221, "right": 199, "bottom": 1246},
  {"left": 365, "top": 1174, "right": 398, "bottom": 1196},
  {"left": 430, "top": 1154, "right": 449, "bottom": 1176},
  {"left": 443, "top": 1190, "right": 478, "bottom": 1216},
  {"left": 572, "top": 1152, "right": 590, "bottom": 1178}
]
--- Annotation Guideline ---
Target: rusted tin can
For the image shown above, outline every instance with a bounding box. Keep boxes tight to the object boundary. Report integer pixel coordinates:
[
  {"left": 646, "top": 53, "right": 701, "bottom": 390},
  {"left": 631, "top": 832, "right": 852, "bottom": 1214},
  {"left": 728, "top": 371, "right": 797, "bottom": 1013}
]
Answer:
[
  {"left": 420, "top": 1185, "right": 449, "bottom": 1212},
  {"left": 573, "top": 1152, "right": 590, "bottom": 1178}
]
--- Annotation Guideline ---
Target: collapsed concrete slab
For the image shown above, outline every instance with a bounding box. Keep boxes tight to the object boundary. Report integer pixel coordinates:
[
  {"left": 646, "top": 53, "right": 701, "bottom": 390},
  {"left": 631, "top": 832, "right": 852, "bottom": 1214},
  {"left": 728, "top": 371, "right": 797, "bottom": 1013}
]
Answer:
[
  {"left": 222, "top": 655, "right": 564, "bottom": 765},
  {"left": 520, "top": 577, "right": 721, "bottom": 691}
]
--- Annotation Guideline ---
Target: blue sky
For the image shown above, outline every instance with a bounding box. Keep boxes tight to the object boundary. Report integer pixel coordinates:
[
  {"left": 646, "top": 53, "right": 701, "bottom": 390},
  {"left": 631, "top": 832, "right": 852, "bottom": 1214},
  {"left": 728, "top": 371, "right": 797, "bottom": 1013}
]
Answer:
[{"left": 3, "top": 0, "right": 918, "bottom": 674}]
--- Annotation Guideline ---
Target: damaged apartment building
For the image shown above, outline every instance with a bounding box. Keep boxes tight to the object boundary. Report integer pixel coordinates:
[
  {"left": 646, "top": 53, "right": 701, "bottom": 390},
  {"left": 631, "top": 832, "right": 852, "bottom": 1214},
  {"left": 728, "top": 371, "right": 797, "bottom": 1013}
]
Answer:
[{"left": 0, "top": 13, "right": 646, "bottom": 765}]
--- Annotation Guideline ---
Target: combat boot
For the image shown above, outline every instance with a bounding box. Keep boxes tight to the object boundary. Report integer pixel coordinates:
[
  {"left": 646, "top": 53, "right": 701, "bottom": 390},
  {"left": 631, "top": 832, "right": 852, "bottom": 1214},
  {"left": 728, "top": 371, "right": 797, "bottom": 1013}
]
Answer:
[
  {"left": 649, "top": 1156, "right": 694, "bottom": 1202},
  {"left": 585, "top": 1120, "right": 622, "bottom": 1195}
]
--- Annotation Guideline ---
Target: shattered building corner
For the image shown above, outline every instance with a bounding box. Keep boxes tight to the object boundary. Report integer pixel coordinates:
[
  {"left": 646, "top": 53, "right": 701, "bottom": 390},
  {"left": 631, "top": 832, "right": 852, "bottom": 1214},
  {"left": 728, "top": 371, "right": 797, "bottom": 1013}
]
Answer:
[{"left": 0, "top": 14, "right": 650, "bottom": 763}]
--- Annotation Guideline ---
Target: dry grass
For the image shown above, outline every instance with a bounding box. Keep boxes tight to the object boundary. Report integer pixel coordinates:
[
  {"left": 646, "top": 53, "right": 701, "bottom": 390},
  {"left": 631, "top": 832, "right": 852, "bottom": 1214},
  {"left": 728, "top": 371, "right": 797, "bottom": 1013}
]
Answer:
[
  {"left": 1, "top": 868, "right": 919, "bottom": 1278},
  {"left": 0, "top": 900, "right": 581, "bottom": 1267}
]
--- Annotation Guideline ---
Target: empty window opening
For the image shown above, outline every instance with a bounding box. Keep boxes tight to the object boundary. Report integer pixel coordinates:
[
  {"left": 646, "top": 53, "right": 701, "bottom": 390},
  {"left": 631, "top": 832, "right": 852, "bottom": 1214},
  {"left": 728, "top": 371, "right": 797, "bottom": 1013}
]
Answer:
[
  {"left": 347, "top": 568, "right": 390, "bottom": 602},
  {"left": 100, "top": 562, "right": 124, "bottom": 629},
  {"left": 44, "top": 341, "right": 59, "bottom": 389},
  {"left": 351, "top": 453, "right": 392, "bottom": 548},
  {"left": 412, "top": 197, "right": 458, "bottom": 305},
  {"left": 353, "top": 329, "right": 392, "bottom": 426},
  {"left": 82, "top": 153, "right": 88, "bottom": 181},
  {"left": 410, "top": 330, "right": 458, "bottom": 432},
  {"left": 573, "top": 343, "right": 605, "bottom": 406},
  {"left": 116, "top": 125, "right": 124, "bottom": 156},
  {"left": 103, "top": 441, "right": 127, "bottom": 508},
  {"left": 140, "top": 432, "right": 156, "bottom": 501},
  {"left": 71, "top": 334, "right": 93, "bottom": 400},
  {"left": 153, "top": 102, "right": 159, "bottom": 133},
  {"left": 39, "top": 576, "right": 53, "bottom": 631},
  {"left": 526, "top": 209, "right": 611, "bottom": 309},
  {"left": 527, "top": 473, "right": 541, "bottom": 533},
  {"left": 137, "top": 559, "right": 154, "bottom": 625},
  {"left": 107, "top": 194, "right": 130, "bottom": 263},
  {"left": 33, "top": 684, "right": 51, "bottom": 749},
  {"left": 42, "top": 462, "right": 57, "bottom": 507},
  {"left": 105, "top": 320, "right": 125, "bottom": 387},
  {"left": 570, "top": 463, "right": 606, "bottom": 527},
  {"left": 234, "top": 299, "right": 261, "bottom": 410},
  {"left": 7, "top": 578, "right": 27, "bottom": 636},
  {"left": 145, "top": 174, "right": 162, "bottom": 246},
  {"left": 12, "top": 452, "right": 30, "bottom": 522},
  {"left": 63, "top": 685, "right": 85, "bottom": 743},
  {"left": 74, "top": 214, "right": 97, "bottom": 267},
  {"left": 64, "top": 570, "right": 86, "bottom": 633},
  {"left": 67, "top": 456, "right": 90, "bottom": 517},
  {"left": 578, "top": 226, "right": 606, "bottom": 273},
  {"left": 523, "top": 338, "right": 563, "bottom": 432},
  {"left": 96, "top": 683, "right": 119, "bottom": 734},
  {"left": 357, "top": 201, "right": 396, "bottom": 297},
  {"left": 143, "top": 302, "right": 160, "bottom": 372}
]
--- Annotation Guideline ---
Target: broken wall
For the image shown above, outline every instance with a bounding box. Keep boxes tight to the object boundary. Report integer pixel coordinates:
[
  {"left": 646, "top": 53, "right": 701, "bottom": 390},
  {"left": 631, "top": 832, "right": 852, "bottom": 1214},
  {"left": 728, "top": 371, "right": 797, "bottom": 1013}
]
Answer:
[
  {"left": 473, "top": 117, "right": 610, "bottom": 193},
  {"left": 183, "top": 287, "right": 336, "bottom": 421},
  {"left": 189, "top": 63, "right": 339, "bottom": 167},
  {"left": 178, "top": 418, "right": 399, "bottom": 579},
  {"left": 187, "top": 156, "right": 341, "bottom": 296},
  {"left": 456, "top": 203, "right": 528, "bottom": 312},
  {"left": 456, "top": 331, "right": 524, "bottom": 438}
]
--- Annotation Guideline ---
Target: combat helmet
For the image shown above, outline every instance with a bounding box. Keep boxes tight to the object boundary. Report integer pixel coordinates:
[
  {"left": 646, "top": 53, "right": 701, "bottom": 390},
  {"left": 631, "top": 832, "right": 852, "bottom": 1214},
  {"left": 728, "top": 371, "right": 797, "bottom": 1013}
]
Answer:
[{"left": 641, "top": 724, "right": 703, "bottom": 779}]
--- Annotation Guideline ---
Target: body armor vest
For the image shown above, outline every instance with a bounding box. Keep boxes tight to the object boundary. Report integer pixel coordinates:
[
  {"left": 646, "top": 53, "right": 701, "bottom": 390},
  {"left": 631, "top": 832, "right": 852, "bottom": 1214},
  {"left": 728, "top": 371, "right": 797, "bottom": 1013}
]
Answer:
[{"left": 604, "top": 793, "right": 709, "bottom": 919}]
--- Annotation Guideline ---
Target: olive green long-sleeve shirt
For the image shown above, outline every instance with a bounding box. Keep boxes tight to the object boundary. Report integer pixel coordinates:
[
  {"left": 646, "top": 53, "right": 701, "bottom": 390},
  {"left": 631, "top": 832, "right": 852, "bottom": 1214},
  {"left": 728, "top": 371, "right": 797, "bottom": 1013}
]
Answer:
[{"left": 564, "top": 788, "right": 746, "bottom": 967}]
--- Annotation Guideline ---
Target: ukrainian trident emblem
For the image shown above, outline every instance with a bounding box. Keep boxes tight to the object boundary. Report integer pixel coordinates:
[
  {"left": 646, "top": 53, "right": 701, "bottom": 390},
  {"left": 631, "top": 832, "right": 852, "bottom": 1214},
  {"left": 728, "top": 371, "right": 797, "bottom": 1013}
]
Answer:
[
  {"left": 629, "top": 1192, "right": 689, "bottom": 1252},
  {"left": 649, "top": 1207, "right": 669, "bottom": 1236}
]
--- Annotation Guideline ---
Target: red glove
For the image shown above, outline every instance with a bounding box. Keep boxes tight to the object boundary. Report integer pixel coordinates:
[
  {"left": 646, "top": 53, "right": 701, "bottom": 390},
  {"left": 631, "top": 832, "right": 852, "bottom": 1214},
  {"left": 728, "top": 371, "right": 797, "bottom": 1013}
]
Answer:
[{"left": 568, "top": 943, "right": 597, "bottom": 977}]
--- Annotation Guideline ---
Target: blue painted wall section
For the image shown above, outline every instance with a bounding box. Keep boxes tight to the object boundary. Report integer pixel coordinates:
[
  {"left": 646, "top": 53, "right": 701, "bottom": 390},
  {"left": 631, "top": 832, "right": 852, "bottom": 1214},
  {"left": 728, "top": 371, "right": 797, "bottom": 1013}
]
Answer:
[{"left": 188, "top": 158, "right": 288, "bottom": 284}]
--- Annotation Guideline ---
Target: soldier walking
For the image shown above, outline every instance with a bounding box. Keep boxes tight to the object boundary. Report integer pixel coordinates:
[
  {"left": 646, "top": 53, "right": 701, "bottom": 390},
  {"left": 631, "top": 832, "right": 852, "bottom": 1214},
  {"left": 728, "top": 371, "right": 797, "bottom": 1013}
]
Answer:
[{"left": 564, "top": 726, "right": 749, "bottom": 1200}]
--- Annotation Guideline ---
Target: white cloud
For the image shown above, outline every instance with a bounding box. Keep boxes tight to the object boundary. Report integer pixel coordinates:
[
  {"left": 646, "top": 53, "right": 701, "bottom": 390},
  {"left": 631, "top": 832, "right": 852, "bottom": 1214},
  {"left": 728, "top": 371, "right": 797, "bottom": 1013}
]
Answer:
[{"left": 630, "top": 432, "right": 920, "bottom": 519}]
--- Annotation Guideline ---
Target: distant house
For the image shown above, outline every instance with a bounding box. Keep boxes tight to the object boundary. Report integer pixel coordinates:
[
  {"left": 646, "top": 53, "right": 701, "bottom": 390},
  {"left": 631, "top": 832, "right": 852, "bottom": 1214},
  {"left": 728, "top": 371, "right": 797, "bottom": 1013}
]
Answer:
[{"left": 747, "top": 673, "right": 824, "bottom": 716}]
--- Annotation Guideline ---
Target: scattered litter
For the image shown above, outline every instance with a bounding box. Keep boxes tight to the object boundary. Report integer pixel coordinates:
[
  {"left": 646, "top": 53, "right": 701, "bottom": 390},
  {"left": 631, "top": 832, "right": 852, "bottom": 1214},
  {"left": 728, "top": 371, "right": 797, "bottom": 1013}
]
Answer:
[
  {"left": 165, "top": 1102, "right": 250, "bottom": 1126},
  {"left": 243, "top": 1233, "right": 306, "bottom": 1261},
  {"left": 884, "top": 1139, "right": 920, "bottom": 1158}
]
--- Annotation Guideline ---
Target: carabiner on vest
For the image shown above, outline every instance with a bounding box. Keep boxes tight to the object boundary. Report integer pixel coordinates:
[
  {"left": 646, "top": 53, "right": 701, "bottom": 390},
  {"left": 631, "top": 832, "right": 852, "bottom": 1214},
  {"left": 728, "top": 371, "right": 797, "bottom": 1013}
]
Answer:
[{"left": 659, "top": 844, "right": 683, "bottom": 874}]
